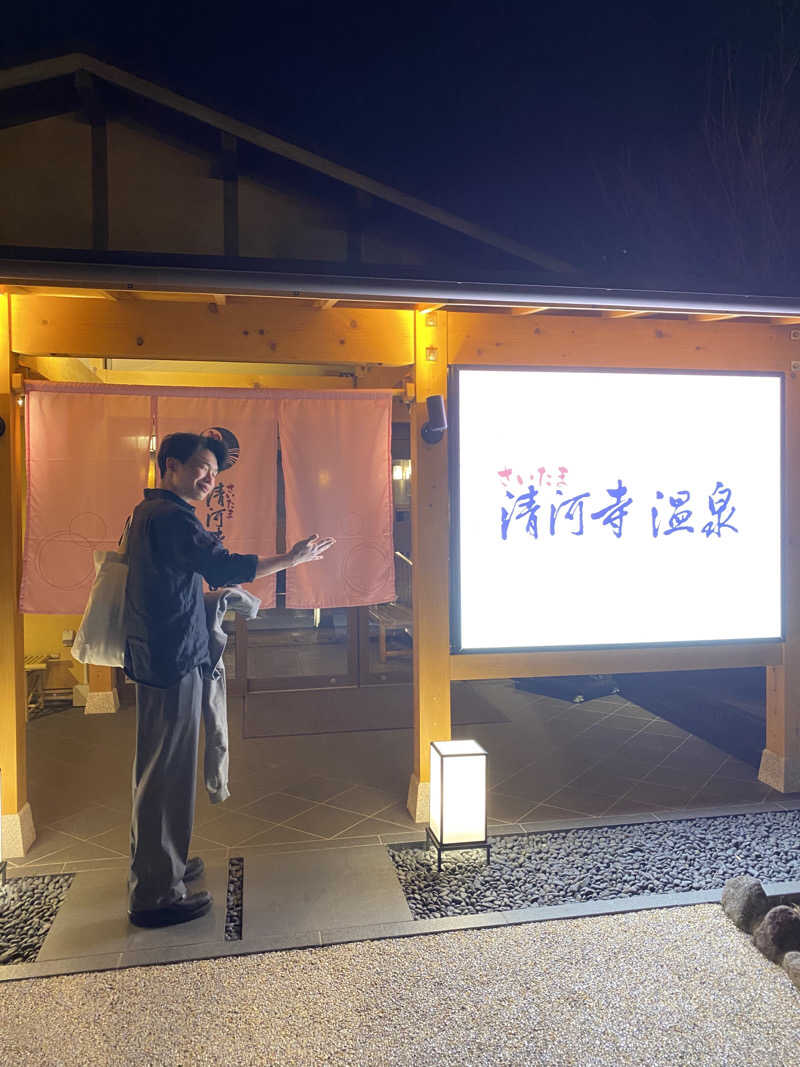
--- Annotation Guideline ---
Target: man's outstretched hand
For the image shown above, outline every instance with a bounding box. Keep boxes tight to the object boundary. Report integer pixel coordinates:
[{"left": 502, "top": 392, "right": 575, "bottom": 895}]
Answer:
[{"left": 287, "top": 534, "right": 336, "bottom": 567}]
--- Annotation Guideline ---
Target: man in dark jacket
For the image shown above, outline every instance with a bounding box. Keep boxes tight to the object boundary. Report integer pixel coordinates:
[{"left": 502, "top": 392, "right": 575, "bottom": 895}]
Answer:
[{"left": 124, "top": 432, "right": 333, "bottom": 928}]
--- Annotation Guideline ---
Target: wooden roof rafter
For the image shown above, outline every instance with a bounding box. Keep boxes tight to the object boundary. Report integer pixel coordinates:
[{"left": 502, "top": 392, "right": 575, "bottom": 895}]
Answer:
[{"left": 0, "top": 53, "right": 576, "bottom": 276}]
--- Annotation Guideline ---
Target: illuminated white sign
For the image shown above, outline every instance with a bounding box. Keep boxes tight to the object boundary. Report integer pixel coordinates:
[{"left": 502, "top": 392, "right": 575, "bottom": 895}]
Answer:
[{"left": 454, "top": 368, "right": 782, "bottom": 650}]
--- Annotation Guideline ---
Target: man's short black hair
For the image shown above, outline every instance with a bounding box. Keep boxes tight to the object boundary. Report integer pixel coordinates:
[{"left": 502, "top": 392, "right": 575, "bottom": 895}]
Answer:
[{"left": 157, "top": 433, "right": 228, "bottom": 479}]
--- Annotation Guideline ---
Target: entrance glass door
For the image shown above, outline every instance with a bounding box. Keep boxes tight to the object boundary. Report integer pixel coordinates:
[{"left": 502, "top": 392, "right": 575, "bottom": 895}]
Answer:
[{"left": 227, "top": 424, "right": 413, "bottom": 694}]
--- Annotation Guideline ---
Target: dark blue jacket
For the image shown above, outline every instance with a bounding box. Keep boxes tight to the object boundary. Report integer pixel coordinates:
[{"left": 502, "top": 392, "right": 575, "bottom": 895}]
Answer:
[{"left": 123, "top": 489, "right": 258, "bottom": 688}]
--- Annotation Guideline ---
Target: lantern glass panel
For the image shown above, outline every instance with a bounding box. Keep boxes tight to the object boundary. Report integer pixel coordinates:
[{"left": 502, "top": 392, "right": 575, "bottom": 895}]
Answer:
[
  {"left": 430, "top": 740, "right": 486, "bottom": 846},
  {"left": 430, "top": 744, "right": 443, "bottom": 843}
]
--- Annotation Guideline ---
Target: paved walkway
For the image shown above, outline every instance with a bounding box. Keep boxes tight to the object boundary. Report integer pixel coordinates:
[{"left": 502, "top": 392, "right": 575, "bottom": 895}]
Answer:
[
  {"left": 4, "top": 680, "right": 799, "bottom": 980},
  {"left": 3, "top": 904, "right": 799, "bottom": 1066}
]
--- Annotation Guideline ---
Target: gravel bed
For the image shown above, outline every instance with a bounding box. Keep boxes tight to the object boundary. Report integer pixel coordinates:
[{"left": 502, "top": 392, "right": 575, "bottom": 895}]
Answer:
[
  {"left": 225, "top": 856, "right": 243, "bottom": 941},
  {"left": 0, "top": 873, "right": 73, "bottom": 964},
  {"left": 389, "top": 810, "right": 800, "bottom": 919},
  {"left": 4, "top": 906, "right": 800, "bottom": 1066}
]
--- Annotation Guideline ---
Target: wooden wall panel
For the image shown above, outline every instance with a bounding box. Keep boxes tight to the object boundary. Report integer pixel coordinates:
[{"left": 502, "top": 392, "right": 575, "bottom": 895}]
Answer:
[
  {"left": 238, "top": 177, "right": 347, "bottom": 261},
  {"left": 107, "top": 120, "right": 224, "bottom": 254},
  {"left": 0, "top": 116, "right": 92, "bottom": 249}
]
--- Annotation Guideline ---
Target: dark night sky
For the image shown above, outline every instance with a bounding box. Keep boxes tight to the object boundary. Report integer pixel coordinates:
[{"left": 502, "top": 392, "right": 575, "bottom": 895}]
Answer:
[{"left": 2, "top": 1, "right": 795, "bottom": 288}]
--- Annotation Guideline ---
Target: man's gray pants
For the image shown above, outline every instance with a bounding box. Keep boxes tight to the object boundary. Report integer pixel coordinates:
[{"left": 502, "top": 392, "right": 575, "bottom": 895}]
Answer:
[{"left": 129, "top": 668, "right": 202, "bottom": 911}]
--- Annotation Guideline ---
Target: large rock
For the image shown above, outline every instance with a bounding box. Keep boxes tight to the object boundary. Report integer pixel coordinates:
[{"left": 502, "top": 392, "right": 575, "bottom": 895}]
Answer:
[
  {"left": 784, "top": 952, "right": 800, "bottom": 991},
  {"left": 752, "top": 906, "right": 800, "bottom": 963},
  {"left": 721, "top": 875, "right": 769, "bottom": 933}
]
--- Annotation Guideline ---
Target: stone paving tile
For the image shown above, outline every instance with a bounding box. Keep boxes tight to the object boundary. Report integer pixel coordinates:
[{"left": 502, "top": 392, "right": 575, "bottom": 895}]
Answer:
[
  {"left": 240, "top": 823, "right": 324, "bottom": 847},
  {"left": 567, "top": 769, "right": 641, "bottom": 798},
  {"left": 487, "top": 792, "right": 539, "bottom": 822},
  {"left": 489, "top": 768, "right": 571, "bottom": 802},
  {"left": 543, "top": 787, "right": 615, "bottom": 816},
  {"left": 239, "top": 791, "right": 317, "bottom": 823},
  {"left": 641, "top": 763, "right": 718, "bottom": 790},
  {"left": 237, "top": 836, "right": 380, "bottom": 858},
  {"left": 9, "top": 828, "right": 82, "bottom": 866},
  {"left": 88, "top": 824, "right": 130, "bottom": 855},
  {"left": 216, "top": 777, "right": 276, "bottom": 810},
  {"left": 522, "top": 803, "right": 605, "bottom": 824},
  {"left": 659, "top": 748, "right": 728, "bottom": 773},
  {"left": 618, "top": 733, "right": 686, "bottom": 757},
  {"left": 191, "top": 810, "right": 272, "bottom": 847},
  {"left": 378, "top": 829, "right": 427, "bottom": 845},
  {"left": 602, "top": 797, "right": 664, "bottom": 816},
  {"left": 243, "top": 844, "right": 411, "bottom": 936},
  {"left": 617, "top": 779, "right": 697, "bottom": 809},
  {"left": 282, "top": 775, "right": 356, "bottom": 803},
  {"left": 713, "top": 758, "right": 761, "bottom": 782},
  {"left": 48, "top": 804, "right": 125, "bottom": 839},
  {"left": 283, "top": 803, "right": 366, "bottom": 838},
  {"left": 642, "top": 720, "right": 691, "bottom": 737},
  {"left": 60, "top": 857, "right": 130, "bottom": 873},
  {"left": 689, "top": 777, "right": 775, "bottom": 805},
  {"left": 329, "top": 784, "right": 399, "bottom": 816},
  {"left": 335, "top": 816, "right": 422, "bottom": 839},
  {"left": 5, "top": 861, "right": 67, "bottom": 876},
  {"left": 34, "top": 839, "right": 124, "bottom": 865},
  {"left": 365, "top": 803, "right": 419, "bottom": 829}
]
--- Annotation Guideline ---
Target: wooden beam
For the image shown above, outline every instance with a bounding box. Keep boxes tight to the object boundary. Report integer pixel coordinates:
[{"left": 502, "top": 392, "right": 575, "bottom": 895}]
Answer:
[
  {"left": 408, "top": 309, "right": 450, "bottom": 822},
  {"left": 18, "top": 355, "right": 104, "bottom": 383},
  {"left": 760, "top": 363, "right": 800, "bottom": 792},
  {"left": 75, "top": 72, "right": 109, "bottom": 252},
  {"left": 694, "top": 313, "right": 742, "bottom": 322},
  {"left": 220, "top": 132, "right": 238, "bottom": 258},
  {"left": 0, "top": 293, "right": 32, "bottom": 853},
  {"left": 11, "top": 296, "right": 415, "bottom": 366},
  {"left": 355, "top": 366, "right": 411, "bottom": 390},
  {"left": 22, "top": 288, "right": 113, "bottom": 300},
  {"left": 447, "top": 312, "right": 791, "bottom": 371},
  {"left": 100, "top": 368, "right": 358, "bottom": 390},
  {"left": 451, "top": 642, "right": 783, "bottom": 682}
]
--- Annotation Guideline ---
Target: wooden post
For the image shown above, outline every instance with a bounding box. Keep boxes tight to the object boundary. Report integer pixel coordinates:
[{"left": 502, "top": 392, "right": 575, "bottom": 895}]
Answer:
[
  {"left": 0, "top": 295, "right": 35, "bottom": 856},
  {"left": 760, "top": 368, "right": 800, "bottom": 791},
  {"left": 407, "top": 311, "right": 451, "bottom": 822},
  {"left": 85, "top": 664, "right": 120, "bottom": 715}
]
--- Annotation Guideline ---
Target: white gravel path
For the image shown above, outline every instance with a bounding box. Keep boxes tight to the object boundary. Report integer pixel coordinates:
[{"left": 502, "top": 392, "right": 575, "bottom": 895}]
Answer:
[{"left": 2, "top": 904, "right": 799, "bottom": 1066}]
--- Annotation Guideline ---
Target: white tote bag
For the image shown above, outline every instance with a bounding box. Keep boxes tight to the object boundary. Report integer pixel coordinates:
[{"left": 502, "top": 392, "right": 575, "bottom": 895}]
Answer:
[{"left": 71, "top": 519, "right": 130, "bottom": 667}]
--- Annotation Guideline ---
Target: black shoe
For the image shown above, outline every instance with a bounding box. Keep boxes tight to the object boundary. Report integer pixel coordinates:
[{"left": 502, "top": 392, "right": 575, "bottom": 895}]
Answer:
[
  {"left": 129, "top": 890, "right": 213, "bottom": 928},
  {"left": 184, "top": 856, "right": 205, "bottom": 882}
]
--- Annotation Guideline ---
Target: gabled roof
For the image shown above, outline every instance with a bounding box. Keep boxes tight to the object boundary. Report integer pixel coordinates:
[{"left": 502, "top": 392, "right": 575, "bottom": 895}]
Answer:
[{"left": 0, "top": 53, "right": 575, "bottom": 276}]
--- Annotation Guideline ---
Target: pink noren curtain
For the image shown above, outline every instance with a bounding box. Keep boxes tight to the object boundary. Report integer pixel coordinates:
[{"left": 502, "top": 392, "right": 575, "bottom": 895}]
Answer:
[
  {"left": 21, "top": 384, "right": 394, "bottom": 616},
  {"left": 20, "top": 389, "right": 152, "bottom": 612},
  {"left": 155, "top": 395, "right": 278, "bottom": 607},
  {"left": 280, "top": 394, "right": 396, "bottom": 609}
]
